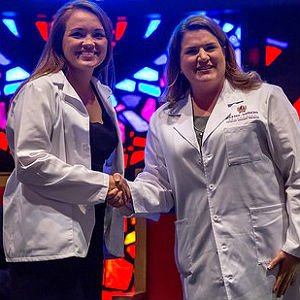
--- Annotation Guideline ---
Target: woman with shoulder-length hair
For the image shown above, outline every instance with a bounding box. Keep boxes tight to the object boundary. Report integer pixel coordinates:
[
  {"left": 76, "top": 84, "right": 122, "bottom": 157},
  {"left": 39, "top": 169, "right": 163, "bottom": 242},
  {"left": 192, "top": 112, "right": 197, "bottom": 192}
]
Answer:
[
  {"left": 111, "top": 15, "right": 300, "bottom": 300},
  {"left": 3, "top": 1, "right": 129, "bottom": 299}
]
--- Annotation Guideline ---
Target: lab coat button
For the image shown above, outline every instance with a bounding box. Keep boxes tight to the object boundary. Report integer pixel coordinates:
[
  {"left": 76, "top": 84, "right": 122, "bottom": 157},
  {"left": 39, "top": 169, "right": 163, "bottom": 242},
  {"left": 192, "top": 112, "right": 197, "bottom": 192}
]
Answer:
[
  {"left": 208, "top": 184, "right": 216, "bottom": 191},
  {"left": 213, "top": 215, "right": 221, "bottom": 222},
  {"left": 228, "top": 275, "right": 233, "bottom": 281},
  {"left": 221, "top": 244, "right": 228, "bottom": 252}
]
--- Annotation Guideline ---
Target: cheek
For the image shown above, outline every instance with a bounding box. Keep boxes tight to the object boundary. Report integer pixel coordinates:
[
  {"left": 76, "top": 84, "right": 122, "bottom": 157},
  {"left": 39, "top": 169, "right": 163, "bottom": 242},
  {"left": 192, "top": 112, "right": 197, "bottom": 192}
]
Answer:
[
  {"left": 180, "top": 57, "right": 192, "bottom": 71},
  {"left": 62, "top": 39, "right": 71, "bottom": 57},
  {"left": 99, "top": 43, "right": 108, "bottom": 60}
]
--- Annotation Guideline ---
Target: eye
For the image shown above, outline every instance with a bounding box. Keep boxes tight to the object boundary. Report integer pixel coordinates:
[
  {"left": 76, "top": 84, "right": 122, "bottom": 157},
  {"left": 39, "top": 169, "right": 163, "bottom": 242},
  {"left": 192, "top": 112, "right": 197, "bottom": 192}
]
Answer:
[
  {"left": 69, "top": 30, "right": 84, "bottom": 38},
  {"left": 185, "top": 48, "right": 198, "bottom": 55},
  {"left": 93, "top": 31, "right": 106, "bottom": 39},
  {"left": 205, "top": 44, "right": 218, "bottom": 52}
]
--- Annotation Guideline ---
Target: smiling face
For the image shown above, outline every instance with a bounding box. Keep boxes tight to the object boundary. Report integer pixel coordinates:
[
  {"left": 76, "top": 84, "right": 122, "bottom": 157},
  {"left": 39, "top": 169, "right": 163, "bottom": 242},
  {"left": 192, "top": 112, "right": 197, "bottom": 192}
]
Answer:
[
  {"left": 62, "top": 9, "right": 107, "bottom": 77},
  {"left": 180, "top": 29, "right": 226, "bottom": 92}
]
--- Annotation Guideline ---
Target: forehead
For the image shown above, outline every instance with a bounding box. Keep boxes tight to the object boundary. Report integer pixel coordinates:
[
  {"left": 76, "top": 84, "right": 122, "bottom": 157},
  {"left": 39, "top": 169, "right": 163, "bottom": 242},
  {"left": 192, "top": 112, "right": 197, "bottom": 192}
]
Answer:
[
  {"left": 65, "top": 9, "right": 103, "bottom": 29},
  {"left": 181, "top": 29, "right": 219, "bottom": 47}
]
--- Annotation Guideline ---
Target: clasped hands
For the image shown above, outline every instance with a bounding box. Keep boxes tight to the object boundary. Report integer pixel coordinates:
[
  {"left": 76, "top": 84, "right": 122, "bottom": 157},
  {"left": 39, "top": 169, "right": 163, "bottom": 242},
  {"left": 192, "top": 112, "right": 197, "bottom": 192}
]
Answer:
[{"left": 106, "top": 173, "right": 131, "bottom": 207}]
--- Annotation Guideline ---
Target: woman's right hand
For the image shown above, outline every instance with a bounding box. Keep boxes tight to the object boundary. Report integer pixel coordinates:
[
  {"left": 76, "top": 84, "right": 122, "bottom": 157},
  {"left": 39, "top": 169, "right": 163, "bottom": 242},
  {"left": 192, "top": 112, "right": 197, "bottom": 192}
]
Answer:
[{"left": 107, "top": 173, "right": 131, "bottom": 207}]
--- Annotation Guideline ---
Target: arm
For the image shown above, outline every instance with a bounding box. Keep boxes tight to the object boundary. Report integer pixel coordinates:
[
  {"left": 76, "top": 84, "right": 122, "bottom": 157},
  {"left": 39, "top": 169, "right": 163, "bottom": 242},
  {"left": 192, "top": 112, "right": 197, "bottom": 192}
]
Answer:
[
  {"left": 7, "top": 80, "right": 109, "bottom": 205},
  {"left": 106, "top": 111, "right": 174, "bottom": 218},
  {"left": 127, "top": 114, "right": 175, "bottom": 217},
  {"left": 266, "top": 85, "right": 300, "bottom": 296}
]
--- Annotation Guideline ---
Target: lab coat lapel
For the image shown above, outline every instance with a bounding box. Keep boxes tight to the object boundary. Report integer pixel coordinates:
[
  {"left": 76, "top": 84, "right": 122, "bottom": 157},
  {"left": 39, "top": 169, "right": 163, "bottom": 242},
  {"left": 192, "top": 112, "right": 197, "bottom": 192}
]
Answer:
[
  {"left": 171, "top": 96, "right": 199, "bottom": 150},
  {"left": 52, "top": 71, "right": 87, "bottom": 115}
]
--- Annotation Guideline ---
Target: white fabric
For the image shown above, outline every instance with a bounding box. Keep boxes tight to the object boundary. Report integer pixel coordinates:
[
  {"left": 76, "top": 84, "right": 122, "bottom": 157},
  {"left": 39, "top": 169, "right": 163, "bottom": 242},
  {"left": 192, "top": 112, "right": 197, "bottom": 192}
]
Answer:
[
  {"left": 129, "top": 80, "right": 300, "bottom": 299},
  {"left": 3, "top": 70, "right": 125, "bottom": 262}
]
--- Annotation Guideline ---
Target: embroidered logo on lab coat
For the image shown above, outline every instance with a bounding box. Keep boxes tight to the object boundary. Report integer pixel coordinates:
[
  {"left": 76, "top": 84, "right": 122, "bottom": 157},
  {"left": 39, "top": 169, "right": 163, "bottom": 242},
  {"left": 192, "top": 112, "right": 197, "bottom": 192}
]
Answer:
[
  {"left": 237, "top": 105, "right": 247, "bottom": 113},
  {"left": 227, "top": 101, "right": 259, "bottom": 123}
]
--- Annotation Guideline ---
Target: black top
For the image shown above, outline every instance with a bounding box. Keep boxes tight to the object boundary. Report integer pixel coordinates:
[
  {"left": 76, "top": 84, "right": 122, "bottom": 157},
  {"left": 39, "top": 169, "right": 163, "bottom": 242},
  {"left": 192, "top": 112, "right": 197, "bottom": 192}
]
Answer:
[
  {"left": 89, "top": 103, "right": 118, "bottom": 173},
  {"left": 86, "top": 92, "right": 118, "bottom": 292}
]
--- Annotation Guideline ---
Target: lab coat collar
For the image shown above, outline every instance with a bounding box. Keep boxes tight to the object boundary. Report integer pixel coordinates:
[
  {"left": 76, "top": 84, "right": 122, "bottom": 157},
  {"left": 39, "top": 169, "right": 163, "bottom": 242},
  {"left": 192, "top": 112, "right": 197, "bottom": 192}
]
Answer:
[
  {"left": 168, "top": 80, "right": 242, "bottom": 149},
  {"left": 170, "top": 95, "right": 199, "bottom": 150},
  {"left": 49, "top": 71, "right": 113, "bottom": 117},
  {"left": 50, "top": 70, "right": 112, "bottom": 103}
]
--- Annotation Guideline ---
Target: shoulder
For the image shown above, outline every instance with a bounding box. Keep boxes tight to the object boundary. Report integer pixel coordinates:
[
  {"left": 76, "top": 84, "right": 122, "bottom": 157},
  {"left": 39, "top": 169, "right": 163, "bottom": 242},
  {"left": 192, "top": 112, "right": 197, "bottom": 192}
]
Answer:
[
  {"left": 22, "top": 72, "right": 63, "bottom": 95},
  {"left": 13, "top": 73, "right": 63, "bottom": 111},
  {"left": 154, "top": 96, "right": 187, "bottom": 117},
  {"left": 246, "top": 82, "right": 285, "bottom": 97},
  {"left": 149, "top": 101, "right": 171, "bottom": 124},
  {"left": 233, "top": 83, "right": 287, "bottom": 107}
]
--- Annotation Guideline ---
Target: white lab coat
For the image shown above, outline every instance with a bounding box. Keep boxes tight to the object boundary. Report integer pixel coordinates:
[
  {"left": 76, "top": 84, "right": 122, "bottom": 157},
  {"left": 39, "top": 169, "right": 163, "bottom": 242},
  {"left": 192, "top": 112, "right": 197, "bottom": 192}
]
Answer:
[
  {"left": 3, "top": 70, "right": 125, "bottom": 262},
  {"left": 129, "top": 80, "right": 300, "bottom": 299}
]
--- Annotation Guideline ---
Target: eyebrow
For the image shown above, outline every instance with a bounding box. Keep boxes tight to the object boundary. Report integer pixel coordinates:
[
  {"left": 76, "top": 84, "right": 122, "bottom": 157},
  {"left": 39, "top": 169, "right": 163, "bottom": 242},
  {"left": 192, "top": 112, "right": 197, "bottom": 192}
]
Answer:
[
  {"left": 182, "top": 42, "right": 218, "bottom": 50},
  {"left": 69, "top": 27, "right": 105, "bottom": 32}
]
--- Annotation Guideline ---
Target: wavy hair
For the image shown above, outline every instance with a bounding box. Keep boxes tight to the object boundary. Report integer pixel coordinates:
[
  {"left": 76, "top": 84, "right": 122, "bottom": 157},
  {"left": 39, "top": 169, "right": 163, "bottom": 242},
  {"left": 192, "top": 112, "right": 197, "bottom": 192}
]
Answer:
[
  {"left": 13, "top": 0, "right": 114, "bottom": 98},
  {"left": 163, "top": 15, "right": 262, "bottom": 103}
]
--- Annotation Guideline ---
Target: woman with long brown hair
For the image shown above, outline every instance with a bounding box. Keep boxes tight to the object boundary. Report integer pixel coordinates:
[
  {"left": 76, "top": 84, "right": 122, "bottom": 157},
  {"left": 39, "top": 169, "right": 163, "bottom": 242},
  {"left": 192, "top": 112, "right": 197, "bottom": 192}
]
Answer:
[{"left": 3, "top": 1, "right": 128, "bottom": 299}]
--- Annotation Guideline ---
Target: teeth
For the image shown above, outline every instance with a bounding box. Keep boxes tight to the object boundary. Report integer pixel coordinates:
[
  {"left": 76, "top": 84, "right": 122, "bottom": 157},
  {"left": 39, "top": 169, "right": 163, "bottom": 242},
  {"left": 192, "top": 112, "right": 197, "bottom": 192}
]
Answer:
[{"left": 197, "top": 66, "right": 211, "bottom": 71}]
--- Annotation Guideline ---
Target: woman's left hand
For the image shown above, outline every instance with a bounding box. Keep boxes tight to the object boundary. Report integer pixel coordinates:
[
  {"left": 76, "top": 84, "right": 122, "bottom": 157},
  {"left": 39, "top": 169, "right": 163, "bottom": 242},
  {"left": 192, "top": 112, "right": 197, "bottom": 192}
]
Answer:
[{"left": 267, "top": 250, "right": 300, "bottom": 298}]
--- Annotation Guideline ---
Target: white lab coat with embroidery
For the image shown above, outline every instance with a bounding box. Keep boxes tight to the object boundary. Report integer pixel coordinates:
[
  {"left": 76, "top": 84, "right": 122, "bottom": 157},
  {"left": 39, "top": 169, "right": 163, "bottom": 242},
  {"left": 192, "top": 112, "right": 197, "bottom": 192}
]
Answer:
[
  {"left": 129, "top": 80, "right": 300, "bottom": 300},
  {"left": 3, "top": 70, "right": 125, "bottom": 262}
]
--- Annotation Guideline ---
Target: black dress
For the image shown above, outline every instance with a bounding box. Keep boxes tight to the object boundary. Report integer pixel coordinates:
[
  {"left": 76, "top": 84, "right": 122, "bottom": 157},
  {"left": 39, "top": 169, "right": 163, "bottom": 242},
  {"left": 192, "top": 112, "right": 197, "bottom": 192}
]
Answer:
[{"left": 9, "top": 97, "right": 118, "bottom": 300}]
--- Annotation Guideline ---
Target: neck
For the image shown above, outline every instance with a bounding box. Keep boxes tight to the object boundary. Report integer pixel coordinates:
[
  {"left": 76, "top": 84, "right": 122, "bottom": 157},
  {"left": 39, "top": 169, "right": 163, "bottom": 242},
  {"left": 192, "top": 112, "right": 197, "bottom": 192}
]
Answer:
[
  {"left": 65, "top": 70, "right": 95, "bottom": 105},
  {"left": 191, "top": 80, "right": 224, "bottom": 116},
  {"left": 65, "top": 68, "right": 93, "bottom": 87}
]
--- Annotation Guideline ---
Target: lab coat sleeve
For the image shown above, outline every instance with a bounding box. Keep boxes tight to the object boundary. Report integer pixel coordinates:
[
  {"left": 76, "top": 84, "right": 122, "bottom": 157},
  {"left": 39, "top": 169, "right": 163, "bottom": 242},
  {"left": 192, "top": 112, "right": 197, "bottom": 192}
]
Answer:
[
  {"left": 7, "top": 80, "right": 109, "bottom": 205},
  {"left": 128, "top": 113, "right": 175, "bottom": 220},
  {"left": 267, "top": 85, "right": 300, "bottom": 257}
]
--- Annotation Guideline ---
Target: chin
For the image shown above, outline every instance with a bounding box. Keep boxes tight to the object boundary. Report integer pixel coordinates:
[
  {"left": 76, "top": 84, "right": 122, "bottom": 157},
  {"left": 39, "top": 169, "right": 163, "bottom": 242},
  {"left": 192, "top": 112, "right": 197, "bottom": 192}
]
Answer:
[{"left": 196, "top": 76, "right": 215, "bottom": 83}]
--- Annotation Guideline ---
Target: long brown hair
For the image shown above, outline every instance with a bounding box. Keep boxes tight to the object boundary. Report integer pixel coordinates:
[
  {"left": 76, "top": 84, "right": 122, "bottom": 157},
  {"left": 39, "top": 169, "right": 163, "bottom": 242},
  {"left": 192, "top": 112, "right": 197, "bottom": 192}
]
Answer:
[
  {"left": 13, "top": 0, "right": 114, "bottom": 99},
  {"left": 163, "top": 15, "right": 263, "bottom": 103}
]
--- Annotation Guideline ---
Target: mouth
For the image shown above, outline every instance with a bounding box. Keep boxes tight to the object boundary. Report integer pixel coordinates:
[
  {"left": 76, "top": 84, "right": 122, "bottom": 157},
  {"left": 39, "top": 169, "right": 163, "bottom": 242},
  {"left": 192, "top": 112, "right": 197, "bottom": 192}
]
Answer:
[
  {"left": 196, "top": 65, "right": 213, "bottom": 72},
  {"left": 77, "top": 51, "right": 99, "bottom": 58}
]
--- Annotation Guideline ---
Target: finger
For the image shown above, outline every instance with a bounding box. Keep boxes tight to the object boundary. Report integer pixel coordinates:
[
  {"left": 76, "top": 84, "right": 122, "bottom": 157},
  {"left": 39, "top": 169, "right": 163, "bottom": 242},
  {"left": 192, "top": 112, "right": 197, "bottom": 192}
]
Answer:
[
  {"left": 113, "top": 173, "right": 122, "bottom": 184},
  {"left": 122, "top": 181, "right": 131, "bottom": 204},
  {"left": 276, "top": 271, "right": 294, "bottom": 297},
  {"left": 109, "top": 175, "right": 117, "bottom": 190},
  {"left": 273, "top": 271, "right": 284, "bottom": 295},
  {"left": 268, "top": 253, "right": 283, "bottom": 270},
  {"left": 290, "top": 273, "right": 296, "bottom": 286},
  {"left": 106, "top": 188, "right": 119, "bottom": 200},
  {"left": 107, "top": 191, "right": 124, "bottom": 207},
  {"left": 273, "top": 252, "right": 299, "bottom": 297},
  {"left": 113, "top": 173, "right": 129, "bottom": 202},
  {"left": 274, "top": 272, "right": 286, "bottom": 297}
]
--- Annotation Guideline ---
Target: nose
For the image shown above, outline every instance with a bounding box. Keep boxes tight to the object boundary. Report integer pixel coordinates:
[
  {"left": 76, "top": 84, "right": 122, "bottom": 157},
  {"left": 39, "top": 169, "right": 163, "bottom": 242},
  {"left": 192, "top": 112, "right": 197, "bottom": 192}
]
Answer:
[
  {"left": 197, "top": 48, "right": 209, "bottom": 62},
  {"left": 82, "top": 35, "right": 95, "bottom": 48}
]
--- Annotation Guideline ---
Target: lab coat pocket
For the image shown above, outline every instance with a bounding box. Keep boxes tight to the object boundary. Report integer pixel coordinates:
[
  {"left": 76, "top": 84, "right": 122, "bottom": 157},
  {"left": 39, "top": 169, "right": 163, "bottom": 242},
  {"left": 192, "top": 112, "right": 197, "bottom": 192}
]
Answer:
[
  {"left": 250, "top": 203, "right": 287, "bottom": 266},
  {"left": 174, "top": 219, "right": 192, "bottom": 277},
  {"left": 224, "top": 124, "right": 262, "bottom": 165}
]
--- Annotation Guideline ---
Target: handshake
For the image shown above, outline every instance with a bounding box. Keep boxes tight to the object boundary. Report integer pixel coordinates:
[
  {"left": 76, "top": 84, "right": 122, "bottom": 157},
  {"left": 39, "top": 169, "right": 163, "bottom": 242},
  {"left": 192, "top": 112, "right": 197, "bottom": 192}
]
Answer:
[{"left": 106, "top": 173, "right": 132, "bottom": 208}]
